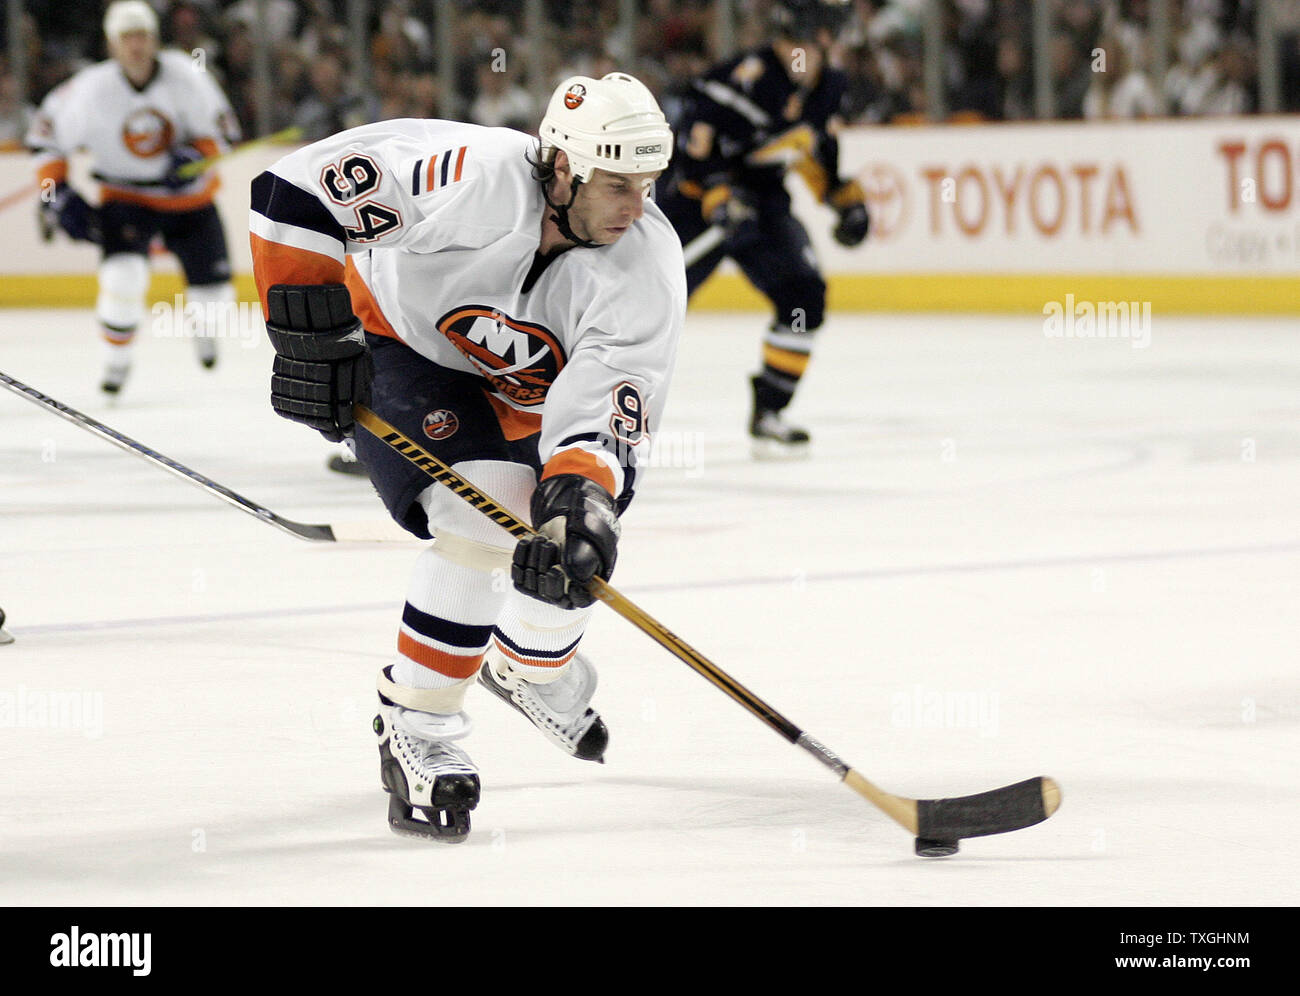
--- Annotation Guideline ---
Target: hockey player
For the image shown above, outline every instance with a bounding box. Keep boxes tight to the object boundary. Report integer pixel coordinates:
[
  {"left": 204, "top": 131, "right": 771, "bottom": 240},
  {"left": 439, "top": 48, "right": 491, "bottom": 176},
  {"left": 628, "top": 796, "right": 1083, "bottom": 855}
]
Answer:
[
  {"left": 27, "top": 0, "right": 240, "bottom": 394},
  {"left": 251, "top": 73, "right": 685, "bottom": 841},
  {"left": 655, "top": 0, "right": 869, "bottom": 454}
]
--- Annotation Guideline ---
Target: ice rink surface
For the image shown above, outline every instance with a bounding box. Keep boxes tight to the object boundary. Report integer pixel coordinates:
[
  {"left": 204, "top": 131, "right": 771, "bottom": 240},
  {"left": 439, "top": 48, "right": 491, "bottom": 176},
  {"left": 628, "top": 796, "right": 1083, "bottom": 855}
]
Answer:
[{"left": 1, "top": 306, "right": 1296, "bottom": 907}]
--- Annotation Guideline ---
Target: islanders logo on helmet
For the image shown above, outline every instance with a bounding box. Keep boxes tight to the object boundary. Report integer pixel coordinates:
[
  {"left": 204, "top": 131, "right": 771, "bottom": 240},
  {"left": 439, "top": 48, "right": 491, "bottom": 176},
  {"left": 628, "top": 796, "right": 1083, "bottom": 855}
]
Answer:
[
  {"left": 564, "top": 84, "right": 586, "bottom": 110},
  {"left": 540, "top": 72, "right": 673, "bottom": 183}
]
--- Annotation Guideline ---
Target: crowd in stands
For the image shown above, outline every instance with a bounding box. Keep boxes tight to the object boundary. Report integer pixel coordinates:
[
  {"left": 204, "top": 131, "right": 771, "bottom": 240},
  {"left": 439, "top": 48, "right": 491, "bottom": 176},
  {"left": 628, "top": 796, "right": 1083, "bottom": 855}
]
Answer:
[{"left": 2, "top": 0, "right": 1298, "bottom": 150}]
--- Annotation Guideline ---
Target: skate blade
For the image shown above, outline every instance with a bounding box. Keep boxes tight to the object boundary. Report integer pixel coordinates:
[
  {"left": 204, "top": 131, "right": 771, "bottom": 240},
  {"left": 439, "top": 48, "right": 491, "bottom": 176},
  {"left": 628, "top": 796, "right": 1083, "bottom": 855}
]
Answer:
[
  {"left": 750, "top": 438, "right": 812, "bottom": 461},
  {"left": 386, "top": 795, "right": 472, "bottom": 843}
]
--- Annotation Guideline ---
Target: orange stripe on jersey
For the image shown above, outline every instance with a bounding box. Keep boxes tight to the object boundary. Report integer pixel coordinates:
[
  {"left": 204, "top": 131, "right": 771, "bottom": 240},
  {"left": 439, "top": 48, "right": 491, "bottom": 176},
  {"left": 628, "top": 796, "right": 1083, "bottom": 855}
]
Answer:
[
  {"left": 397, "top": 631, "right": 484, "bottom": 680},
  {"left": 191, "top": 137, "right": 221, "bottom": 160},
  {"left": 100, "top": 175, "right": 221, "bottom": 212},
  {"left": 425, "top": 154, "right": 438, "bottom": 194},
  {"left": 344, "top": 257, "right": 400, "bottom": 341},
  {"left": 484, "top": 392, "right": 542, "bottom": 441},
  {"left": 763, "top": 344, "right": 811, "bottom": 376},
  {"left": 453, "top": 146, "right": 467, "bottom": 182},
  {"left": 542, "top": 448, "right": 616, "bottom": 497},
  {"left": 249, "top": 232, "right": 345, "bottom": 316},
  {"left": 493, "top": 637, "right": 577, "bottom": 670},
  {"left": 37, "top": 160, "right": 68, "bottom": 186}
]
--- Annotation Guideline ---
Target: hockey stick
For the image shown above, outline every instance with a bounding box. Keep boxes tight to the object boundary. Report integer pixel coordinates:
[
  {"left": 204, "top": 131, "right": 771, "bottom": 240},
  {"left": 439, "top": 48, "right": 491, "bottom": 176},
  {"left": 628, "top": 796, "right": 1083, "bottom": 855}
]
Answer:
[
  {"left": 0, "top": 371, "right": 409, "bottom": 544},
  {"left": 175, "top": 126, "right": 305, "bottom": 180},
  {"left": 682, "top": 224, "right": 726, "bottom": 268},
  {"left": 354, "top": 403, "right": 1062, "bottom": 856}
]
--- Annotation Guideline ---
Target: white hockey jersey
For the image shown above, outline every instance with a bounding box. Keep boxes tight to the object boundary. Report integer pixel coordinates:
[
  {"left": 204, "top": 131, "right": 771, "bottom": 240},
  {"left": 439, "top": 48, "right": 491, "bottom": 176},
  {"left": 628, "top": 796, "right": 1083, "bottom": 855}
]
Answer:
[
  {"left": 250, "top": 119, "right": 687, "bottom": 501},
  {"left": 27, "top": 50, "right": 239, "bottom": 210}
]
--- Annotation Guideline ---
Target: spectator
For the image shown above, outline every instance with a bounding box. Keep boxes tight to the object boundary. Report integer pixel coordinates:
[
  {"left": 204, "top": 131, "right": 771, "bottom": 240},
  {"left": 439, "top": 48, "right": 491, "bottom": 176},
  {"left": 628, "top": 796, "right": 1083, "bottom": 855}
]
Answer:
[
  {"left": 293, "top": 48, "right": 378, "bottom": 141},
  {"left": 1084, "top": 34, "right": 1161, "bottom": 118},
  {"left": 995, "top": 34, "right": 1033, "bottom": 119},
  {"left": 467, "top": 62, "right": 536, "bottom": 131},
  {"left": 0, "top": 64, "right": 34, "bottom": 150}
]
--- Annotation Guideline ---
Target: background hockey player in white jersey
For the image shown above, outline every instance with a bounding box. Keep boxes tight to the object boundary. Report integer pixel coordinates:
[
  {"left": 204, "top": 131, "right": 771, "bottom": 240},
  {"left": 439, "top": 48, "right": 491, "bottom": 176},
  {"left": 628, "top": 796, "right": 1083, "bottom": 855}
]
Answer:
[
  {"left": 251, "top": 73, "right": 685, "bottom": 841},
  {"left": 27, "top": 0, "right": 240, "bottom": 394}
]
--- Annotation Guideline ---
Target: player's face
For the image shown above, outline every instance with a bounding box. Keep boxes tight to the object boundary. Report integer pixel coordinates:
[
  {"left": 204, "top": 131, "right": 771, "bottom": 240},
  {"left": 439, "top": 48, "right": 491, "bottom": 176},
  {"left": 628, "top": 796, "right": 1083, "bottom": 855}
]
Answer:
[
  {"left": 110, "top": 30, "right": 158, "bottom": 76},
  {"left": 568, "top": 169, "right": 660, "bottom": 245}
]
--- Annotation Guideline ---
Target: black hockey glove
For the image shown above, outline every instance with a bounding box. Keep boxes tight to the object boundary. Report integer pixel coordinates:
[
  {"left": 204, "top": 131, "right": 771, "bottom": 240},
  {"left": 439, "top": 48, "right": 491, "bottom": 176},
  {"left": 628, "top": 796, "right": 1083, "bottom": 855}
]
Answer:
[
  {"left": 828, "top": 179, "right": 870, "bottom": 247},
  {"left": 39, "top": 182, "right": 101, "bottom": 244},
  {"left": 700, "top": 183, "right": 757, "bottom": 237},
  {"left": 513, "top": 474, "right": 621, "bottom": 610},
  {"left": 264, "top": 283, "right": 371, "bottom": 443},
  {"left": 163, "top": 145, "right": 206, "bottom": 190}
]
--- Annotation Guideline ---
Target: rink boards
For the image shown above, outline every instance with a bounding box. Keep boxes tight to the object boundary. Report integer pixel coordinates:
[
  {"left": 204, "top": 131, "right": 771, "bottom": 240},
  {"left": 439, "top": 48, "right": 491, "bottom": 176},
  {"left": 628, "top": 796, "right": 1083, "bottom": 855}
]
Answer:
[{"left": 1, "top": 114, "right": 1298, "bottom": 313}]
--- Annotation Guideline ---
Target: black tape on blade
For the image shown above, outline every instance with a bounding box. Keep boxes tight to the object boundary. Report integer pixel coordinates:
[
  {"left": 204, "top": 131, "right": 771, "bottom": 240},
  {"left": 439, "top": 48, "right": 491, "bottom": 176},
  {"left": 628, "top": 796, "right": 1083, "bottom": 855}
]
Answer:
[{"left": 916, "top": 777, "right": 1049, "bottom": 840}]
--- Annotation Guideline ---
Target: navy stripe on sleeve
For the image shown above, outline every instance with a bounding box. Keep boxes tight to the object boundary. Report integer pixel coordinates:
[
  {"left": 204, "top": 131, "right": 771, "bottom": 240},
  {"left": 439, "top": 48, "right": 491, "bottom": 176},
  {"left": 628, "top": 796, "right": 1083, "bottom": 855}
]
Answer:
[{"left": 250, "top": 170, "right": 348, "bottom": 246}]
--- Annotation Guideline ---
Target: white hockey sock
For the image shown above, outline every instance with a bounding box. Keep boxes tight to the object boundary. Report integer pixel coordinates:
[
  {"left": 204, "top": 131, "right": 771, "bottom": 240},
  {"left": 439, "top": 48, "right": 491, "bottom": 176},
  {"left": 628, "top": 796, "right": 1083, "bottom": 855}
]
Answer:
[{"left": 492, "top": 590, "right": 593, "bottom": 683}]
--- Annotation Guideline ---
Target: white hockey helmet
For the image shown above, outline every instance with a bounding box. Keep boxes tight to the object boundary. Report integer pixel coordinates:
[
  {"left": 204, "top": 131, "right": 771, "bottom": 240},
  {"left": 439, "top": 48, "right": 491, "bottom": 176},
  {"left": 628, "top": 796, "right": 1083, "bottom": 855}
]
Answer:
[
  {"left": 539, "top": 73, "right": 672, "bottom": 183},
  {"left": 104, "top": 0, "right": 159, "bottom": 39}
]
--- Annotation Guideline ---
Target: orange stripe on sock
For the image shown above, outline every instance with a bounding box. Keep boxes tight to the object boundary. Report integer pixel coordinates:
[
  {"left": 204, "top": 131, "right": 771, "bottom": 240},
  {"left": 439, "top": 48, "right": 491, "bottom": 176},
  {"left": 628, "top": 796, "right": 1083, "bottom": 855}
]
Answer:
[
  {"left": 398, "top": 631, "right": 484, "bottom": 680},
  {"left": 493, "top": 638, "right": 577, "bottom": 670}
]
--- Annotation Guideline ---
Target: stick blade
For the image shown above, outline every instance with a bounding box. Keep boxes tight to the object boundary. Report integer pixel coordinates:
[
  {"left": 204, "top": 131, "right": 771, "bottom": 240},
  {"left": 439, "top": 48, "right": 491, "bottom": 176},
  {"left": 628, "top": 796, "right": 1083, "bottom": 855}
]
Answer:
[{"left": 916, "top": 776, "right": 1061, "bottom": 841}]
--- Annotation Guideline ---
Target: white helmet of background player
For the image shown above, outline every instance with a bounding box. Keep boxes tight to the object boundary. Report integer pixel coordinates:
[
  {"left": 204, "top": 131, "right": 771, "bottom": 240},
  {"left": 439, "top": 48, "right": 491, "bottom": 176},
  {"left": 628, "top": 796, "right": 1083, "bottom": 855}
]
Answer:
[
  {"left": 104, "top": 0, "right": 159, "bottom": 39},
  {"left": 539, "top": 72, "right": 673, "bottom": 183}
]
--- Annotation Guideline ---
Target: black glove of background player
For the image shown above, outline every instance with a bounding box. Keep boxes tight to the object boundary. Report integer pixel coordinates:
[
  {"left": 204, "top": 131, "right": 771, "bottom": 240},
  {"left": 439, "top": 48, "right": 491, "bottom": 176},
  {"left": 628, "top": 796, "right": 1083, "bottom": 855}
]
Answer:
[
  {"left": 828, "top": 179, "right": 870, "bottom": 247},
  {"left": 700, "top": 183, "right": 758, "bottom": 238},
  {"left": 39, "top": 182, "right": 100, "bottom": 244},
  {"left": 513, "top": 474, "right": 620, "bottom": 610},
  {"left": 264, "top": 283, "right": 372, "bottom": 443}
]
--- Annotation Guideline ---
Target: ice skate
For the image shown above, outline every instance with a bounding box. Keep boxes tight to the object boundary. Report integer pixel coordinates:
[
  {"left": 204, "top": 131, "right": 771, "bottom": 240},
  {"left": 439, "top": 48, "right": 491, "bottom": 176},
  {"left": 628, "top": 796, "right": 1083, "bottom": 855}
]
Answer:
[
  {"left": 100, "top": 355, "right": 131, "bottom": 395},
  {"left": 327, "top": 452, "right": 368, "bottom": 476},
  {"left": 478, "top": 649, "right": 608, "bottom": 762},
  {"left": 749, "top": 408, "right": 811, "bottom": 459},
  {"left": 374, "top": 689, "right": 480, "bottom": 843},
  {"left": 194, "top": 331, "right": 218, "bottom": 370}
]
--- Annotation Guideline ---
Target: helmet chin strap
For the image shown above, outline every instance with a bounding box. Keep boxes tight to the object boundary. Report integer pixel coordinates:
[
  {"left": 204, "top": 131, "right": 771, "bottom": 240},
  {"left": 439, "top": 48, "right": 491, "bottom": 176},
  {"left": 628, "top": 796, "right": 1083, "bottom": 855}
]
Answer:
[{"left": 544, "top": 176, "right": 604, "bottom": 249}]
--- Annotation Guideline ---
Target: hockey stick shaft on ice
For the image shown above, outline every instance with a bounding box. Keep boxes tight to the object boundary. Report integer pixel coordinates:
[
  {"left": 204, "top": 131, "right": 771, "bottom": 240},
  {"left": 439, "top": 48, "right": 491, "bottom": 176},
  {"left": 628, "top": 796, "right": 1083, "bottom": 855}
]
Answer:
[
  {"left": 0, "top": 370, "right": 400, "bottom": 543},
  {"left": 354, "top": 403, "right": 1061, "bottom": 847}
]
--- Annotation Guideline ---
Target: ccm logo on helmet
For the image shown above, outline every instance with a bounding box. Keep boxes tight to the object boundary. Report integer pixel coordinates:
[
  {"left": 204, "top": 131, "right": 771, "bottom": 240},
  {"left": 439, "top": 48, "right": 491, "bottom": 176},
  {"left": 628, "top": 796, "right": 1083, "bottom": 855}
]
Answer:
[
  {"left": 635, "top": 145, "right": 662, "bottom": 155},
  {"left": 564, "top": 84, "right": 586, "bottom": 109}
]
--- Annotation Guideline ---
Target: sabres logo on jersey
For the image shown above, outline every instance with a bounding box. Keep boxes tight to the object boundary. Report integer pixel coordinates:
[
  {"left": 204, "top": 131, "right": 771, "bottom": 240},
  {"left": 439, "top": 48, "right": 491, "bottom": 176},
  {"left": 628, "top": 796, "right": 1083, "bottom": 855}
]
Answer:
[
  {"left": 122, "top": 108, "right": 174, "bottom": 158},
  {"left": 437, "top": 306, "right": 566, "bottom": 407}
]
